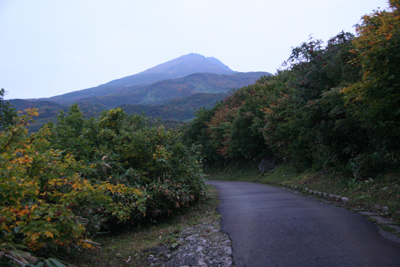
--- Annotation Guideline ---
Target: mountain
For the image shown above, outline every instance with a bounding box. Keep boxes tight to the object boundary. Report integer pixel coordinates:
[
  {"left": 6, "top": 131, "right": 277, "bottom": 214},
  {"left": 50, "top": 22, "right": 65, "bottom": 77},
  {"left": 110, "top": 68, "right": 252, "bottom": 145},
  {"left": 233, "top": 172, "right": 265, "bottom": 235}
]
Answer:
[
  {"left": 10, "top": 53, "right": 271, "bottom": 130},
  {"left": 69, "top": 72, "right": 269, "bottom": 109},
  {"left": 120, "top": 93, "right": 228, "bottom": 122},
  {"left": 139, "top": 53, "right": 234, "bottom": 75},
  {"left": 45, "top": 53, "right": 236, "bottom": 104}
]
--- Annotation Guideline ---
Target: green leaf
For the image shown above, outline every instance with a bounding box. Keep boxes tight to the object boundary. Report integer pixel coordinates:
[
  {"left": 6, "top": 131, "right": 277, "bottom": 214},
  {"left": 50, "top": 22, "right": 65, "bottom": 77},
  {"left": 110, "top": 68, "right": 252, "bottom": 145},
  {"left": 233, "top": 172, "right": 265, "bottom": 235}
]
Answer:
[{"left": 45, "top": 258, "right": 68, "bottom": 267}]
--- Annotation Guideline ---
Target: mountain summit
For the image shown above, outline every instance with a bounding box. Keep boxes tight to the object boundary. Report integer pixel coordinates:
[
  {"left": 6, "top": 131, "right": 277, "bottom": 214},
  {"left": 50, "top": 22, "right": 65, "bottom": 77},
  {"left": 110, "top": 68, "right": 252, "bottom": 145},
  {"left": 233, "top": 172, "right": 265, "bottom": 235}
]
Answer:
[
  {"left": 100, "top": 53, "right": 234, "bottom": 88},
  {"left": 139, "top": 53, "right": 234, "bottom": 75}
]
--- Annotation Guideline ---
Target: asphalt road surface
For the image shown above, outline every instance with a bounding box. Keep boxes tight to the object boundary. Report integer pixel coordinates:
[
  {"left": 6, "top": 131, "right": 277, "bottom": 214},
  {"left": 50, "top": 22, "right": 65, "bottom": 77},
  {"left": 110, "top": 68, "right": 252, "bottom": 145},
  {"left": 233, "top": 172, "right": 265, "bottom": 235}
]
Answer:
[{"left": 207, "top": 180, "right": 400, "bottom": 267}]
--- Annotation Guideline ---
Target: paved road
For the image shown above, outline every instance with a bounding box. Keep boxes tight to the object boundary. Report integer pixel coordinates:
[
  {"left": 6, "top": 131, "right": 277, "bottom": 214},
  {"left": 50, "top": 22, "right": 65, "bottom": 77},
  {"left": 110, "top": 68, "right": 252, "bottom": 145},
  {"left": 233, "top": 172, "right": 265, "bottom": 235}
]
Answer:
[{"left": 207, "top": 180, "right": 400, "bottom": 267}]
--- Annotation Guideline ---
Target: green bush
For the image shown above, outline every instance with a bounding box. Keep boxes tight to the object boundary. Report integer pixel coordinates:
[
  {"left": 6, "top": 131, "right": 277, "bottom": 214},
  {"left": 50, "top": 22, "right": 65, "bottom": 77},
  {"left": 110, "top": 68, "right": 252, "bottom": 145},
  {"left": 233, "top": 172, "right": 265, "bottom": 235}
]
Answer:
[
  {"left": 0, "top": 109, "right": 146, "bottom": 260},
  {"left": 1, "top": 106, "right": 205, "bottom": 265},
  {"left": 48, "top": 106, "right": 206, "bottom": 220}
]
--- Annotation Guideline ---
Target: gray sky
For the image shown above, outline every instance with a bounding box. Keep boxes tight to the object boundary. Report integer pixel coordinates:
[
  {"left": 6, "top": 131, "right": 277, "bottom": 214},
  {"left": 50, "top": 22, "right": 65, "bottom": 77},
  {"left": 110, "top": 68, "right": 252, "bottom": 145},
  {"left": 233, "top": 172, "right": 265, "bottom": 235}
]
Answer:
[{"left": 0, "top": 0, "right": 389, "bottom": 100}]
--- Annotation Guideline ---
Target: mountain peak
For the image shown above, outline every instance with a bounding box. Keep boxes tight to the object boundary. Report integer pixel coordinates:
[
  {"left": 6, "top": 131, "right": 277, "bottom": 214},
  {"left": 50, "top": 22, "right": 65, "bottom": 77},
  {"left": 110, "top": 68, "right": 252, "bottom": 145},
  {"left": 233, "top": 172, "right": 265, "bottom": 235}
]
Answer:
[{"left": 139, "top": 53, "right": 234, "bottom": 76}]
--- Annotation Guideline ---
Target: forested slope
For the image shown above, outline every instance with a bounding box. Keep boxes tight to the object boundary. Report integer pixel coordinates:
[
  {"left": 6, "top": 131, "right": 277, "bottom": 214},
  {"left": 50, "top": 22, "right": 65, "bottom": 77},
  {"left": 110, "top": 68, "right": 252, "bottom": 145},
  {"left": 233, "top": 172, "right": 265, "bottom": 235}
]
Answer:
[{"left": 183, "top": 1, "right": 400, "bottom": 180}]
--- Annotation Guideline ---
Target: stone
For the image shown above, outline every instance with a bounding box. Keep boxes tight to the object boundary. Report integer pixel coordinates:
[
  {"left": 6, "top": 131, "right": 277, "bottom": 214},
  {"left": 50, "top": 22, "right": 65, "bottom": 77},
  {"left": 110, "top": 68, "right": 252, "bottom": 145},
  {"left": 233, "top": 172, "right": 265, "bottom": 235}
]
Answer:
[
  {"left": 309, "top": 190, "right": 313, "bottom": 194},
  {"left": 341, "top": 197, "right": 349, "bottom": 203},
  {"left": 334, "top": 195, "right": 342, "bottom": 201},
  {"left": 318, "top": 192, "right": 322, "bottom": 197},
  {"left": 143, "top": 222, "right": 234, "bottom": 267},
  {"left": 370, "top": 216, "right": 393, "bottom": 224},
  {"left": 258, "top": 157, "right": 275, "bottom": 173},
  {"left": 382, "top": 206, "right": 389, "bottom": 213},
  {"left": 329, "top": 194, "right": 335, "bottom": 199},
  {"left": 323, "top": 192, "right": 327, "bottom": 197}
]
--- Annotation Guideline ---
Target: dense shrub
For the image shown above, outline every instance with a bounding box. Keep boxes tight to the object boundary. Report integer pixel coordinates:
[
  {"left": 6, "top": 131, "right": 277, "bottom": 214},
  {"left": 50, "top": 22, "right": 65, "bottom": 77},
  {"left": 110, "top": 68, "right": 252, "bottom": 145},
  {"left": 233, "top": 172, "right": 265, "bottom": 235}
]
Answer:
[
  {"left": 0, "top": 109, "right": 146, "bottom": 266},
  {"left": 1, "top": 106, "right": 205, "bottom": 265},
  {"left": 48, "top": 106, "right": 206, "bottom": 219}
]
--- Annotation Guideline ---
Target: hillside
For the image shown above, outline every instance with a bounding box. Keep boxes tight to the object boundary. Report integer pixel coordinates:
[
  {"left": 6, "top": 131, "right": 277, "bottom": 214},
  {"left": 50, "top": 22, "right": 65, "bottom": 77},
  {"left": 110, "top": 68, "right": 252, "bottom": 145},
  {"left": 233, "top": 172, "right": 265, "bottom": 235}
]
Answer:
[
  {"left": 72, "top": 72, "right": 269, "bottom": 109},
  {"left": 120, "top": 93, "right": 228, "bottom": 121}
]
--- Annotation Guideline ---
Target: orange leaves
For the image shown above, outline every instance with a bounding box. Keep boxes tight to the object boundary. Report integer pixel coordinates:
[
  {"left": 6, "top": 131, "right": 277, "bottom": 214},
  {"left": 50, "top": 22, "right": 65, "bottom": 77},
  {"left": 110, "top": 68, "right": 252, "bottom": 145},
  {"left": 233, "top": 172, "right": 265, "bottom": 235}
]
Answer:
[
  {"left": 44, "top": 231, "right": 54, "bottom": 238},
  {"left": 261, "top": 107, "right": 274, "bottom": 114},
  {"left": 386, "top": 33, "right": 393, "bottom": 40},
  {"left": 17, "top": 207, "right": 31, "bottom": 217},
  {"left": 77, "top": 239, "right": 96, "bottom": 249}
]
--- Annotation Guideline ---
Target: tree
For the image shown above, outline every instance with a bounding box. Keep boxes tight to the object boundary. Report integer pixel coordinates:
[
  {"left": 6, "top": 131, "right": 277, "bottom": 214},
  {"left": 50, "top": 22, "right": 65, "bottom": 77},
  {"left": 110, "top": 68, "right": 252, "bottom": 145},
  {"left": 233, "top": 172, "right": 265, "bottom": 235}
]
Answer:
[
  {"left": 0, "top": 89, "right": 17, "bottom": 131},
  {"left": 341, "top": 0, "right": 400, "bottom": 175}
]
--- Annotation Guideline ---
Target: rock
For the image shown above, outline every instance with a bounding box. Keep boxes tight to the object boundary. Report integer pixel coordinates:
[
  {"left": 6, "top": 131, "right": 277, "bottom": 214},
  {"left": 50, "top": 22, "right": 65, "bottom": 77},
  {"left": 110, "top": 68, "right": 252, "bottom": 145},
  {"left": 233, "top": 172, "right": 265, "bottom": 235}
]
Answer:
[
  {"left": 309, "top": 190, "right": 313, "bottom": 194},
  {"left": 370, "top": 216, "right": 393, "bottom": 224},
  {"left": 323, "top": 192, "right": 327, "bottom": 197},
  {"left": 329, "top": 194, "right": 335, "bottom": 199},
  {"left": 382, "top": 206, "right": 389, "bottom": 213},
  {"left": 341, "top": 197, "right": 349, "bottom": 203},
  {"left": 145, "top": 222, "right": 233, "bottom": 267},
  {"left": 317, "top": 192, "right": 322, "bottom": 197},
  {"left": 258, "top": 157, "right": 275, "bottom": 173},
  {"left": 147, "top": 255, "right": 155, "bottom": 262},
  {"left": 335, "top": 195, "right": 342, "bottom": 201}
]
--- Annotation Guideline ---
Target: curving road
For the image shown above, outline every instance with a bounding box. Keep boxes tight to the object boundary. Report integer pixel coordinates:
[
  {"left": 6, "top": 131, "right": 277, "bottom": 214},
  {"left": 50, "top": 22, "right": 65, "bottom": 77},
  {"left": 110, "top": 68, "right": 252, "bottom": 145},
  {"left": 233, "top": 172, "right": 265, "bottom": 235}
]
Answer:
[{"left": 207, "top": 180, "right": 400, "bottom": 267}]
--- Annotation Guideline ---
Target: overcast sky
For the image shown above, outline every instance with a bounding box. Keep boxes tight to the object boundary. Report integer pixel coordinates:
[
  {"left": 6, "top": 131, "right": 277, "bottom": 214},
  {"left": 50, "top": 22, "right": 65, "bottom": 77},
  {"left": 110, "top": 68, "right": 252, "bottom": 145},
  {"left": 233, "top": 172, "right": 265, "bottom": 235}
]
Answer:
[{"left": 0, "top": 0, "right": 389, "bottom": 100}]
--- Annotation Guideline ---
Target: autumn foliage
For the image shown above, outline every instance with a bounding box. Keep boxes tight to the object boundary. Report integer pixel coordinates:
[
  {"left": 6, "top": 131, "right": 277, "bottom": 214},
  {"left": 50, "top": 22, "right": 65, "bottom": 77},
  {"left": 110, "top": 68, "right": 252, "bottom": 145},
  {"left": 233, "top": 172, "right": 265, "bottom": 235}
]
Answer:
[
  {"left": 183, "top": 1, "right": 400, "bottom": 178},
  {"left": 0, "top": 103, "right": 205, "bottom": 264}
]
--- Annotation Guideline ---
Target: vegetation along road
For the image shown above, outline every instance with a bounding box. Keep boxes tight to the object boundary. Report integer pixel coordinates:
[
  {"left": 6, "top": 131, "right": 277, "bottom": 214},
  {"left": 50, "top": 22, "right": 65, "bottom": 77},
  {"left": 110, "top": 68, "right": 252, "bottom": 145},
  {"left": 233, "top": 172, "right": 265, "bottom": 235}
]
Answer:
[{"left": 208, "top": 180, "right": 400, "bottom": 267}]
